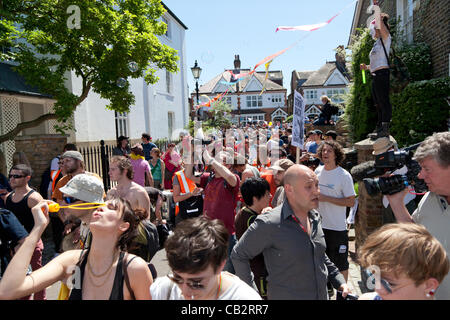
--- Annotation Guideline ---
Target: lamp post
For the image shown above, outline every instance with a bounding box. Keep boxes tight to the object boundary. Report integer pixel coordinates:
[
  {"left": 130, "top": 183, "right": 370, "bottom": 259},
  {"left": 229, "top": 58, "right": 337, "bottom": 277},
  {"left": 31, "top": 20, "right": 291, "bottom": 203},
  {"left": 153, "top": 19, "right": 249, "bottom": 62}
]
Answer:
[{"left": 191, "top": 60, "right": 202, "bottom": 120}]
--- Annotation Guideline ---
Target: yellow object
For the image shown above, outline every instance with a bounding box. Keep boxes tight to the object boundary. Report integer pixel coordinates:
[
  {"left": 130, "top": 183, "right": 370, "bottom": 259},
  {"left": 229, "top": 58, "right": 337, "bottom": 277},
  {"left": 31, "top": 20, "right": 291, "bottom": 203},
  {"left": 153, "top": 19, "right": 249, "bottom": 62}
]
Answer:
[
  {"left": 57, "top": 283, "right": 70, "bottom": 300},
  {"left": 46, "top": 202, "right": 106, "bottom": 213}
]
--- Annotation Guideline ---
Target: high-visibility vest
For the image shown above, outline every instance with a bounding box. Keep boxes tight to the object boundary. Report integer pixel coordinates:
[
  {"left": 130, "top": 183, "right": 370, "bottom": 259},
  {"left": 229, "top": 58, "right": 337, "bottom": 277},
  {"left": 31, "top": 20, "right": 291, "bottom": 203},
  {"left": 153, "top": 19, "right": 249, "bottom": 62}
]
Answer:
[
  {"left": 50, "top": 169, "right": 61, "bottom": 194},
  {"left": 173, "top": 170, "right": 197, "bottom": 216}
]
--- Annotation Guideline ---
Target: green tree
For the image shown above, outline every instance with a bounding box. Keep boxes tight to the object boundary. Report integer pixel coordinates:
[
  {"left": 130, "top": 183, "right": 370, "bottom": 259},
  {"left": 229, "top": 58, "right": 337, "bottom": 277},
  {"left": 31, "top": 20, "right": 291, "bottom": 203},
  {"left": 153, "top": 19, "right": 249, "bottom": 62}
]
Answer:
[{"left": 0, "top": 0, "right": 178, "bottom": 143}]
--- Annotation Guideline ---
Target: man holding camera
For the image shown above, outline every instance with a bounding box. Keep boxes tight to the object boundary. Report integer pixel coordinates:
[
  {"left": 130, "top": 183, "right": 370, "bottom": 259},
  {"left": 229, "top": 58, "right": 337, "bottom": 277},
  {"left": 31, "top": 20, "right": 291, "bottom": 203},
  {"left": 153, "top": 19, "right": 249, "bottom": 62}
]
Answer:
[
  {"left": 184, "top": 142, "right": 240, "bottom": 274},
  {"left": 387, "top": 132, "right": 450, "bottom": 300}
]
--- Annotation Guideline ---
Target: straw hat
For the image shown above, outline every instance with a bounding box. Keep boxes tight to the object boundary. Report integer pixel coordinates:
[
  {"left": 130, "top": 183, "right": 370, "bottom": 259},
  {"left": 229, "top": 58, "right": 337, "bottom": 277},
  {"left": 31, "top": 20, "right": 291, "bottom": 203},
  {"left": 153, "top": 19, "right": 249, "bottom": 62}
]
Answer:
[{"left": 372, "top": 137, "right": 397, "bottom": 155}]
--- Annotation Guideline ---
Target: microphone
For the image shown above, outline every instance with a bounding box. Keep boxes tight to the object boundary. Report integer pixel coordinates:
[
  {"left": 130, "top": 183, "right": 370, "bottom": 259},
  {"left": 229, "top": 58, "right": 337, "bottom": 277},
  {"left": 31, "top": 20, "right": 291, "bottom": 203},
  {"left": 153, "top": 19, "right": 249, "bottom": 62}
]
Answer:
[{"left": 350, "top": 160, "right": 387, "bottom": 182}]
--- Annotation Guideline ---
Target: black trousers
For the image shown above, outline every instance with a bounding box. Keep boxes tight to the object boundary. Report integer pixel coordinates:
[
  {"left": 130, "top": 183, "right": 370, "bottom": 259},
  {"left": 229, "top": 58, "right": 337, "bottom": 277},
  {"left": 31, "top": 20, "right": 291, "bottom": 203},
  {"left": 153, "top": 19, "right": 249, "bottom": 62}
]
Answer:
[{"left": 371, "top": 68, "right": 392, "bottom": 125}]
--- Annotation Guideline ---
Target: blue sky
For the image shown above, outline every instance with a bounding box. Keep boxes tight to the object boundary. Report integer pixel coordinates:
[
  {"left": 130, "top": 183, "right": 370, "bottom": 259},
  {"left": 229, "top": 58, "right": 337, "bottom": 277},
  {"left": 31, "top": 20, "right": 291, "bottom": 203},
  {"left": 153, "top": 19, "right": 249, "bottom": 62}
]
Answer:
[{"left": 163, "top": 0, "right": 357, "bottom": 93}]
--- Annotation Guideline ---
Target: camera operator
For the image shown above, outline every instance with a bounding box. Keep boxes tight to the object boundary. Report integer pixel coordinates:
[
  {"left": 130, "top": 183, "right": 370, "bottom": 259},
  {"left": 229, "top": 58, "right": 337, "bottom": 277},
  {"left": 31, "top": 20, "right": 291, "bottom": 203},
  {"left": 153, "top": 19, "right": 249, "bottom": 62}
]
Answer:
[
  {"left": 386, "top": 132, "right": 450, "bottom": 300},
  {"left": 372, "top": 138, "right": 417, "bottom": 224}
]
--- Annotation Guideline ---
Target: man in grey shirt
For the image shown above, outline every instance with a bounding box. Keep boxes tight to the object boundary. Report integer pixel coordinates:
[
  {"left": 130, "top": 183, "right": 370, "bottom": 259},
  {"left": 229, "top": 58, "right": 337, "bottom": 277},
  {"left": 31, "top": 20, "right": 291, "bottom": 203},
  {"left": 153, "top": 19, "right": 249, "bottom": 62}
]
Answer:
[{"left": 231, "top": 164, "right": 350, "bottom": 300}]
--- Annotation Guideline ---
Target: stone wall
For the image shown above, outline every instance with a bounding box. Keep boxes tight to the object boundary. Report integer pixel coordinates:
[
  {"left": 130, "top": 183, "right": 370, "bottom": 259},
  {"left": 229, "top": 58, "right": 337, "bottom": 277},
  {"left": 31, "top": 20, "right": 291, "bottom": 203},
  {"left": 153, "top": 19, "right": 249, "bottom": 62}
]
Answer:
[{"left": 14, "top": 135, "right": 67, "bottom": 191}]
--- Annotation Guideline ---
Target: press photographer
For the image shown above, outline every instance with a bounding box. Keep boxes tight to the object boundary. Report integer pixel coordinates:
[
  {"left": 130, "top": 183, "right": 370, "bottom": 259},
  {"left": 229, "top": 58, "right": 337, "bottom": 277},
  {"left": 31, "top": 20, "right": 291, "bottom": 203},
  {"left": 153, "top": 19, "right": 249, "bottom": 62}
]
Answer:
[
  {"left": 351, "top": 137, "right": 420, "bottom": 224},
  {"left": 385, "top": 132, "right": 450, "bottom": 300}
]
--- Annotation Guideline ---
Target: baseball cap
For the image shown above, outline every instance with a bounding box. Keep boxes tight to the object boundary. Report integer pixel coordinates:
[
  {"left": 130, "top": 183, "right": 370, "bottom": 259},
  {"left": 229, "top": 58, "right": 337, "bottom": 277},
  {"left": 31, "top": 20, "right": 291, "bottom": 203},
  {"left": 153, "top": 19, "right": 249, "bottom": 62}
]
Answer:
[
  {"left": 324, "top": 130, "right": 338, "bottom": 140},
  {"left": 61, "top": 150, "right": 83, "bottom": 162},
  {"left": 269, "top": 159, "right": 295, "bottom": 172},
  {"left": 59, "top": 174, "right": 105, "bottom": 203}
]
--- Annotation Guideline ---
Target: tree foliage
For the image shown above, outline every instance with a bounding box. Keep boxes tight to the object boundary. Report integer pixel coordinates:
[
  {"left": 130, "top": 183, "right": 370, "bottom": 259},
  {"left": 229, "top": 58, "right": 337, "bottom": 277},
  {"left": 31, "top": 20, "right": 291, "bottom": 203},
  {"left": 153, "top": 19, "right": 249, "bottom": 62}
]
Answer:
[{"left": 0, "top": 0, "right": 178, "bottom": 143}]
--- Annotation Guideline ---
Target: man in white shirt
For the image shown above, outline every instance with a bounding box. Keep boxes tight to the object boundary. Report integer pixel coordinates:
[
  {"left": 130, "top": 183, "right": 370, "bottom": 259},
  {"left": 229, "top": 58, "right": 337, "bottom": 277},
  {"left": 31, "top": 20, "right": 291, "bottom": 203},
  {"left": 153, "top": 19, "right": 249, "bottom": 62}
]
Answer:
[{"left": 315, "top": 141, "right": 356, "bottom": 283}]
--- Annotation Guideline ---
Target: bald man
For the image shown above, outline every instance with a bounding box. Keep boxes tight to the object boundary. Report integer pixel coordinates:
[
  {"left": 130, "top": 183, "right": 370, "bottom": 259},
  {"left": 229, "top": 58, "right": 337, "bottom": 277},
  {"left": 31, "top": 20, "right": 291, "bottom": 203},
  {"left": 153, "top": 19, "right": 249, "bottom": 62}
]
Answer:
[{"left": 231, "top": 164, "right": 350, "bottom": 300}]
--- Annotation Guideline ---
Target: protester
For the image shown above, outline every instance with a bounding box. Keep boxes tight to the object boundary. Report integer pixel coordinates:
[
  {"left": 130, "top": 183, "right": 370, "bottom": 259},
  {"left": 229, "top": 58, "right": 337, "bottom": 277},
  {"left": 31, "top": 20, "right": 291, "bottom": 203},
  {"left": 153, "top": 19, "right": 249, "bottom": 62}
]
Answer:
[
  {"left": 112, "top": 135, "right": 131, "bottom": 157},
  {"left": 360, "top": 2, "right": 392, "bottom": 140},
  {"left": 269, "top": 159, "right": 295, "bottom": 207},
  {"left": 231, "top": 164, "right": 350, "bottom": 300},
  {"left": 324, "top": 130, "right": 338, "bottom": 141},
  {"left": 0, "top": 198, "right": 153, "bottom": 300},
  {"left": 4, "top": 164, "right": 45, "bottom": 300},
  {"left": 163, "top": 143, "right": 181, "bottom": 190},
  {"left": 358, "top": 223, "right": 449, "bottom": 300},
  {"left": 141, "top": 133, "right": 157, "bottom": 161},
  {"left": 235, "top": 178, "right": 271, "bottom": 299},
  {"left": 184, "top": 147, "right": 240, "bottom": 274},
  {"left": 387, "top": 131, "right": 450, "bottom": 299},
  {"left": 130, "top": 144, "right": 153, "bottom": 187},
  {"left": 315, "top": 141, "right": 356, "bottom": 297},
  {"left": 0, "top": 208, "right": 28, "bottom": 278},
  {"left": 149, "top": 148, "right": 165, "bottom": 190},
  {"left": 150, "top": 217, "right": 261, "bottom": 300},
  {"left": 172, "top": 167, "right": 203, "bottom": 225},
  {"left": 313, "top": 95, "right": 334, "bottom": 125},
  {"left": 107, "top": 156, "right": 151, "bottom": 215}
]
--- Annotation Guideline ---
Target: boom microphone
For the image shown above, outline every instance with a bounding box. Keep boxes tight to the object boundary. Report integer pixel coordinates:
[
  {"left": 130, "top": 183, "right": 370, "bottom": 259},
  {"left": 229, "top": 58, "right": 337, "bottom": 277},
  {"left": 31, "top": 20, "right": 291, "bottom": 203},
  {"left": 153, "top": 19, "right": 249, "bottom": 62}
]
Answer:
[{"left": 350, "top": 160, "right": 388, "bottom": 182}]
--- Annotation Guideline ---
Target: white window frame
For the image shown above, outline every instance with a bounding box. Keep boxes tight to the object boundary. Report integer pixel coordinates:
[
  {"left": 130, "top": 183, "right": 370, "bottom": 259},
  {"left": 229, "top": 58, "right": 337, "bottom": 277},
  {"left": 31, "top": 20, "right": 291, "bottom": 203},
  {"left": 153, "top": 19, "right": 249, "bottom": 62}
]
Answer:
[
  {"left": 246, "top": 95, "right": 262, "bottom": 108},
  {"left": 115, "top": 111, "right": 129, "bottom": 138},
  {"left": 397, "top": 0, "right": 414, "bottom": 44},
  {"left": 168, "top": 112, "right": 175, "bottom": 138}
]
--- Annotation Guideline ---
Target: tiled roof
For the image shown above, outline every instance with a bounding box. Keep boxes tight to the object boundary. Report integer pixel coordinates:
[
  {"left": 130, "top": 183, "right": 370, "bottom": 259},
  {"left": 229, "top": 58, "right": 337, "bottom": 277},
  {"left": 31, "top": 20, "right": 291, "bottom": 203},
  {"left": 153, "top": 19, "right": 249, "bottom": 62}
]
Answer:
[
  {"left": 301, "top": 62, "right": 337, "bottom": 87},
  {"left": 198, "top": 69, "right": 285, "bottom": 95}
]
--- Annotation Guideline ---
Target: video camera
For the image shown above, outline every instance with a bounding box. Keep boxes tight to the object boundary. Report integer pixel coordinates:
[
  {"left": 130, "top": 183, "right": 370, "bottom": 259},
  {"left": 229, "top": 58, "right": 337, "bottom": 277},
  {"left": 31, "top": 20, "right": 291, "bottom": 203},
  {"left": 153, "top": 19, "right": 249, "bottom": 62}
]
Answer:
[{"left": 351, "top": 143, "right": 428, "bottom": 196}]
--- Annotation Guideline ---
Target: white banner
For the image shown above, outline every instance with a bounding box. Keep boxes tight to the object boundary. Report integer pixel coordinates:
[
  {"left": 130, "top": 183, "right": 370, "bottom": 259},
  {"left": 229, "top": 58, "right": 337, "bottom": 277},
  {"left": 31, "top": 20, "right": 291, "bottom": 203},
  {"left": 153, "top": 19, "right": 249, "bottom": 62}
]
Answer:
[{"left": 292, "top": 90, "right": 305, "bottom": 148}]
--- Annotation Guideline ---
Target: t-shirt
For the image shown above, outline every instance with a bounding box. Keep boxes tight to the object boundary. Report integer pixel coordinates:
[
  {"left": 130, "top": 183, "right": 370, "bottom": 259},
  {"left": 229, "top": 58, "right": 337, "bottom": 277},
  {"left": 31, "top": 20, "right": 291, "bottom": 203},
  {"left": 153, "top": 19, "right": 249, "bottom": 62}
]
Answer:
[
  {"left": 200, "top": 172, "right": 240, "bottom": 235},
  {"left": 131, "top": 158, "right": 151, "bottom": 187},
  {"left": 142, "top": 142, "right": 157, "bottom": 161},
  {"left": 412, "top": 192, "right": 450, "bottom": 300},
  {"left": 150, "top": 272, "right": 262, "bottom": 300},
  {"left": 315, "top": 165, "right": 356, "bottom": 231}
]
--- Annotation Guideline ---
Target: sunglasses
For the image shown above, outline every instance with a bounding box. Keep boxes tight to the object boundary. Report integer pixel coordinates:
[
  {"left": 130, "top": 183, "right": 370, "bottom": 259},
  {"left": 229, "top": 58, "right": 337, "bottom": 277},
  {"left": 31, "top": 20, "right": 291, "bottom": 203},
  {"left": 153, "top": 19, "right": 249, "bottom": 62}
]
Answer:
[
  {"left": 9, "top": 174, "right": 26, "bottom": 179},
  {"left": 63, "top": 196, "right": 81, "bottom": 204},
  {"left": 364, "top": 269, "right": 393, "bottom": 294},
  {"left": 167, "top": 273, "right": 205, "bottom": 290}
]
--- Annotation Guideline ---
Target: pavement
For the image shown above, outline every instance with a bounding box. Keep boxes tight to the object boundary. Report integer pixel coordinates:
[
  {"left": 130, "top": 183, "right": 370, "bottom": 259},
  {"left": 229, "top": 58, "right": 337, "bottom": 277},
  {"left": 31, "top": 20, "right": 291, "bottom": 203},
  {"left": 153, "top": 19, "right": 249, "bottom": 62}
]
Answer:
[{"left": 43, "top": 225, "right": 366, "bottom": 300}]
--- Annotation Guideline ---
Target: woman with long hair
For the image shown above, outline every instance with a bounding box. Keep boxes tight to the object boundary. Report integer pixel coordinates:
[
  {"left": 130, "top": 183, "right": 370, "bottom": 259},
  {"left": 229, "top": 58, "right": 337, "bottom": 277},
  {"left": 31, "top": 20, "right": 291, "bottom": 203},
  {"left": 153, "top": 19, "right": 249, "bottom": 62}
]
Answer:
[{"left": 0, "top": 197, "right": 153, "bottom": 300}]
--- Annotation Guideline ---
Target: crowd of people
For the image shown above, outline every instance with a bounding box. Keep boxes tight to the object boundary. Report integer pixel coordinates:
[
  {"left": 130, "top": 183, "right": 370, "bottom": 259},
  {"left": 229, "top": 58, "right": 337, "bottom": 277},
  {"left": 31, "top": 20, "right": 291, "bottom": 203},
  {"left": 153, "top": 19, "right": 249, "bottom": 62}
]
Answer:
[{"left": 0, "top": 125, "right": 448, "bottom": 301}]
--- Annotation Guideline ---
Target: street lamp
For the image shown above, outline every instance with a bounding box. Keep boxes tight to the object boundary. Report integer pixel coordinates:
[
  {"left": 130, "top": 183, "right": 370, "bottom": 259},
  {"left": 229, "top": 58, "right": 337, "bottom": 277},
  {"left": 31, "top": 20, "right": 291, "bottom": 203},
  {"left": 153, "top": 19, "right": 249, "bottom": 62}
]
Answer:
[{"left": 191, "top": 60, "right": 202, "bottom": 106}]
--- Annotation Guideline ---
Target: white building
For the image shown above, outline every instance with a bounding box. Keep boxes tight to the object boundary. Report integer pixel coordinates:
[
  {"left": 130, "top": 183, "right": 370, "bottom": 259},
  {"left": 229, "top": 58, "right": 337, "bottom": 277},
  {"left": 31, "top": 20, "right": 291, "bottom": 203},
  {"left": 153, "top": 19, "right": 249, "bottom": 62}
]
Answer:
[{"left": 71, "top": 3, "right": 189, "bottom": 146}]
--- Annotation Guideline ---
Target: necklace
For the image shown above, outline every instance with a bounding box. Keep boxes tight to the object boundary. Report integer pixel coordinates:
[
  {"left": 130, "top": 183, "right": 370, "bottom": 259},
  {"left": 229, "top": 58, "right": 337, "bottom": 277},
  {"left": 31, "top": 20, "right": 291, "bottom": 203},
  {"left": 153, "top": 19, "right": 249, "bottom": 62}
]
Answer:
[{"left": 87, "top": 250, "right": 118, "bottom": 278}]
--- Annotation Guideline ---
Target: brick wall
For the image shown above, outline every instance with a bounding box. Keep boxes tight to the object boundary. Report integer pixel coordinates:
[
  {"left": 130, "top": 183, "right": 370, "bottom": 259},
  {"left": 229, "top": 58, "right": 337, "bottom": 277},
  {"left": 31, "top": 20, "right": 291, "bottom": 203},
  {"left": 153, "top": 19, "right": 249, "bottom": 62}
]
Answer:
[
  {"left": 416, "top": 0, "right": 450, "bottom": 78},
  {"left": 14, "top": 135, "right": 67, "bottom": 191},
  {"left": 353, "top": 138, "right": 384, "bottom": 251}
]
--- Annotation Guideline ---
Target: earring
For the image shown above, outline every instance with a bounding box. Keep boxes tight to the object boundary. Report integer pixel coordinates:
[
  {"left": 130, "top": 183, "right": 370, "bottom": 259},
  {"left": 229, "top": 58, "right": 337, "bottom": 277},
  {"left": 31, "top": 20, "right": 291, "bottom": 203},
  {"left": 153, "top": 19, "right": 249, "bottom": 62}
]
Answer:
[{"left": 426, "top": 289, "right": 435, "bottom": 298}]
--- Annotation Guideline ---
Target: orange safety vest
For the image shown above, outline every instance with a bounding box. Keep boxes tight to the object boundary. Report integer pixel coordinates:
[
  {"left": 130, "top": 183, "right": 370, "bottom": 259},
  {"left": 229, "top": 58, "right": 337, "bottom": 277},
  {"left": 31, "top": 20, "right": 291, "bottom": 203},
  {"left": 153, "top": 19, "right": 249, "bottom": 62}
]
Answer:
[{"left": 173, "top": 170, "right": 197, "bottom": 216}]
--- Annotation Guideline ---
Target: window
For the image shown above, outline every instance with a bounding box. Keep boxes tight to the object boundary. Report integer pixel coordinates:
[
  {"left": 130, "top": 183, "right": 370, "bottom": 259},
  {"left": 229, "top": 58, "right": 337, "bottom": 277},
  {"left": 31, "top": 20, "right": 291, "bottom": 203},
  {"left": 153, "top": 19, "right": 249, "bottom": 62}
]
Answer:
[
  {"left": 162, "top": 16, "right": 171, "bottom": 39},
  {"left": 326, "top": 89, "right": 345, "bottom": 103},
  {"left": 246, "top": 95, "right": 262, "bottom": 108},
  {"left": 115, "top": 112, "right": 128, "bottom": 138},
  {"left": 271, "top": 94, "right": 282, "bottom": 103},
  {"left": 226, "top": 96, "right": 232, "bottom": 105},
  {"left": 397, "top": 0, "right": 414, "bottom": 44},
  {"left": 166, "top": 70, "right": 172, "bottom": 94},
  {"left": 168, "top": 112, "right": 175, "bottom": 138},
  {"left": 305, "top": 90, "right": 317, "bottom": 100}
]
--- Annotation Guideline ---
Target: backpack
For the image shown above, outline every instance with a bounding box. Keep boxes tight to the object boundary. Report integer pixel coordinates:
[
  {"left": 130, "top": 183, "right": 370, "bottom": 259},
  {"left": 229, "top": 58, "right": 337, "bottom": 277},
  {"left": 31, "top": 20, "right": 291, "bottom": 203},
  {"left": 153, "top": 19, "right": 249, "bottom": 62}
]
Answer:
[
  {"left": 380, "top": 38, "right": 411, "bottom": 91},
  {"left": 129, "top": 220, "right": 160, "bottom": 262}
]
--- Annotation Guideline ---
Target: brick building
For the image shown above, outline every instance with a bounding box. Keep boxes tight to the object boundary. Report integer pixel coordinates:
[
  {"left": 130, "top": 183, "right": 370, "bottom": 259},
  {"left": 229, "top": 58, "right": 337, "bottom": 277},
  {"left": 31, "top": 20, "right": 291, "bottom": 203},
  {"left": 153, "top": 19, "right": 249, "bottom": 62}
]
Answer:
[{"left": 348, "top": 0, "right": 450, "bottom": 78}]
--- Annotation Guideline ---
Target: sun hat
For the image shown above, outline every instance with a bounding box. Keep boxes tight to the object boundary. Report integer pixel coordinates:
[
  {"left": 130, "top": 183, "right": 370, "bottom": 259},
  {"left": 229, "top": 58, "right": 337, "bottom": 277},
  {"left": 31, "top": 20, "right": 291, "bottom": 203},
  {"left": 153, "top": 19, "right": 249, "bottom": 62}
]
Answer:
[
  {"left": 269, "top": 159, "right": 295, "bottom": 172},
  {"left": 59, "top": 173, "right": 105, "bottom": 203},
  {"left": 372, "top": 137, "right": 397, "bottom": 155}
]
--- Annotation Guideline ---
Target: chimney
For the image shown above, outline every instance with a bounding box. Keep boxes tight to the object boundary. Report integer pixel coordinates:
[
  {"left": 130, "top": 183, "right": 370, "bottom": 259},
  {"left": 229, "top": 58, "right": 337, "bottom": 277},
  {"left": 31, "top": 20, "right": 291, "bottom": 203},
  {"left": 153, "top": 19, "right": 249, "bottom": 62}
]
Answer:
[
  {"left": 335, "top": 45, "right": 346, "bottom": 65},
  {"left": 234, "top": 55, "right": 241, "bottom": 70}
]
